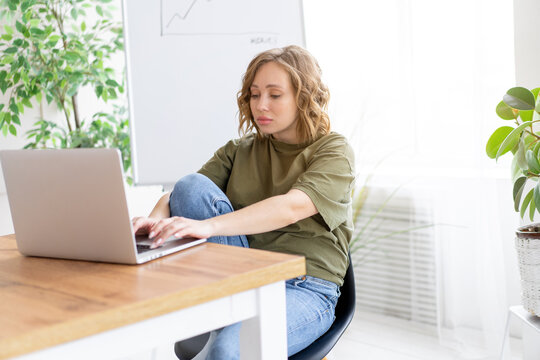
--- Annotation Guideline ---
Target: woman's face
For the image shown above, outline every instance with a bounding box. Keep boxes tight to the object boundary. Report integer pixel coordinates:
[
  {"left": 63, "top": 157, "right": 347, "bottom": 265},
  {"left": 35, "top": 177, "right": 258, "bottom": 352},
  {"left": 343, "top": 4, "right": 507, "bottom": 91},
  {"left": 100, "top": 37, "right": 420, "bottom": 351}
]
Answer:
[{"left": 250, "top": 61, "right": 299, "bottom": 144}]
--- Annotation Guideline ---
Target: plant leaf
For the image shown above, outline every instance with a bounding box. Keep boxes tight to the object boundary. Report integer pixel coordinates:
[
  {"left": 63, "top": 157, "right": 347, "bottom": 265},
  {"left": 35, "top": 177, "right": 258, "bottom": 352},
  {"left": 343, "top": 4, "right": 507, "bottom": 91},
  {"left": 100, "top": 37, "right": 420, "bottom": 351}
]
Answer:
[
  {"left": 511, "top": 151, "right": 522, "bottom": 182},
  {"left": 517, "top": 139, "right": 528, "bottom": 169},
  {"left": 513, "top": 176, "right": 527, "bottom": 212},
  {"left": 526, "top": 149, "right": 540, "bottom": 173},
  {"left": 520, "top": 109, "right": 534, "bottom": 123},
  {"left": 504, "top": 87, "right": 535, "bottom": 110},
  {"left": 530, "top": 195, "right": 536, "bottom": 221},
  {"left": 521, "top": 188, "right": 534, "bottom": 219},
  {"left": 535, "top": 183, "right": 540, "bottom": 215},
  {"left": 496, "top": 101, "right": 517, "bottom": 120},
  {"left": 496, "top": 121, "right": 539, "bottom": 160},
  {"left": 486, "top": 126, "right": 514, "bottom": 159}
]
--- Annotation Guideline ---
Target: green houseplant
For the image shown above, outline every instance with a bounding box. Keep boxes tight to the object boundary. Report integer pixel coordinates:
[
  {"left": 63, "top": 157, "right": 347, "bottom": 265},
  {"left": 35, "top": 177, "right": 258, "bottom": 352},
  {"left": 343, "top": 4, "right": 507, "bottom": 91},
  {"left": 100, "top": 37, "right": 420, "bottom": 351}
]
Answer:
[
  {"left": 0, "top": 0, "right": 131, "bottom": 180},
  {"left": 486, "top": 86, "right": 540, "bottom": 316},
  {"left": 486, "top": 87, "right": 540, "bottom": 218}
]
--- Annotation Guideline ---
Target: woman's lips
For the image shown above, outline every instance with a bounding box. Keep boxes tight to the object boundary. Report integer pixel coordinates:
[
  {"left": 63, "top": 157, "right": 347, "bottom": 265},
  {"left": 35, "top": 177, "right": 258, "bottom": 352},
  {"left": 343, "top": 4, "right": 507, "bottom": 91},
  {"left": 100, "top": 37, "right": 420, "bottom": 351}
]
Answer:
[{"left": 257, "top": 116, "right": 272, "bottom": 125}]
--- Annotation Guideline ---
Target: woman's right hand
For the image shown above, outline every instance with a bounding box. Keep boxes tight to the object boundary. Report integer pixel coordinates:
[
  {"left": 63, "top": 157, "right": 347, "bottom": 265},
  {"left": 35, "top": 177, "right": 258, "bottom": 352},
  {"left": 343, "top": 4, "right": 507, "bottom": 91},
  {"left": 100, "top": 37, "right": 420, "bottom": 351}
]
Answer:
[{"left": 132, "top": 216, "right": 160, "bottom": 236}]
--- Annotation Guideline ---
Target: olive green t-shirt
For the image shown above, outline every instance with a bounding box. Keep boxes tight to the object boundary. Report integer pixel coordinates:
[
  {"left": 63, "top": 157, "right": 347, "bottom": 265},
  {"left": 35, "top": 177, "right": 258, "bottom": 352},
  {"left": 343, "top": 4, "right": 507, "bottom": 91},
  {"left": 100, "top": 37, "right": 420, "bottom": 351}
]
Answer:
[{"left": 198, "top": 132, "right": 355, "bottom": 286}]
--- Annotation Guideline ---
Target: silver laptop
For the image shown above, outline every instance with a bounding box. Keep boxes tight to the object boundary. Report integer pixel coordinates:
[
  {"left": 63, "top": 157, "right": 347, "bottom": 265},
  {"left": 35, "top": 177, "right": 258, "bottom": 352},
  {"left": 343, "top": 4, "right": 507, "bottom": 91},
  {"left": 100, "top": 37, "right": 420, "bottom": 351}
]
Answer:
[{"left": 0, "top": 148, "right": 206, "bottom": 264}]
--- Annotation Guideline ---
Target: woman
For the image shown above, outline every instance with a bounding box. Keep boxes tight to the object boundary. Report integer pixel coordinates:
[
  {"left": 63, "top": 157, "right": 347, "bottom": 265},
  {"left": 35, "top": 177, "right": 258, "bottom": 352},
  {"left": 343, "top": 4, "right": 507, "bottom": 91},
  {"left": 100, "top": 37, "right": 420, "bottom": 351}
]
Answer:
[{"left": 132, "top": 45, "right": 355, "bottom": 358}]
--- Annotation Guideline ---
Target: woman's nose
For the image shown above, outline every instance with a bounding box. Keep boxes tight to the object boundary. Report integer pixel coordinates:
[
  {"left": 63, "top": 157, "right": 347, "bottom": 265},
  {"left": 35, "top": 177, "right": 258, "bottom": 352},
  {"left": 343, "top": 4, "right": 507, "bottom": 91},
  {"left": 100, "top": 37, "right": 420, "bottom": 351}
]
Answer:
[{"left": 256, "top": 95, "right": 269, "bottom": 111}]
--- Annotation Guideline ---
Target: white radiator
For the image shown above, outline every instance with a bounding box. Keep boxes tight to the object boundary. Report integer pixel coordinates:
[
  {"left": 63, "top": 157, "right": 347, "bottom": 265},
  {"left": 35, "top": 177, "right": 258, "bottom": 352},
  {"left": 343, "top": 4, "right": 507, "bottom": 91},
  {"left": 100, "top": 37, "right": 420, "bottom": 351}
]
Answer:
[{"left": 351, "top": 189, "right": 438, "bottom": 327}]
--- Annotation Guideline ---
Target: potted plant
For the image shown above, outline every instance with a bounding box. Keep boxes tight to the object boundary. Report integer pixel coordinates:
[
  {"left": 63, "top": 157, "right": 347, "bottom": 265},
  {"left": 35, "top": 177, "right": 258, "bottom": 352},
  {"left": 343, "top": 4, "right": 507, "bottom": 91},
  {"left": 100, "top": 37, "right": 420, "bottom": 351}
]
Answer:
[
  {"left": 0, "top": 0, "right": 131, "bottom": 182},
  {"left": 486, "top": 86, "right": 540, "bottom": 315}
]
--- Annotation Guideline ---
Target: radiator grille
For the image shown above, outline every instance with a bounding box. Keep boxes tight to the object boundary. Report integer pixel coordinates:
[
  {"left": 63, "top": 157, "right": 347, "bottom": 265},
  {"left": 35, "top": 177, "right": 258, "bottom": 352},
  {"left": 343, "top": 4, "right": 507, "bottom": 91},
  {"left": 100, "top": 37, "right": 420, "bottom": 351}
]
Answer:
[{"left": 351, "top": 191, "right": 438, "bottom": 327}]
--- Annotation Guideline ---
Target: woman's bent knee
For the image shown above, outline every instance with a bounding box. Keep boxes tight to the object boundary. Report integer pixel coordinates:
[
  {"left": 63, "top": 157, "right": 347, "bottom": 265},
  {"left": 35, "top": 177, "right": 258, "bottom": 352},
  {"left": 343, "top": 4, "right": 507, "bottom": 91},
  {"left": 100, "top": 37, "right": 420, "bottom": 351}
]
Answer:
[
  {"left": 172, "top": 173, "right": 211, "bottom": 199},
  {"left": 169, "top": 173, "right": 228, "bottom": 220}
]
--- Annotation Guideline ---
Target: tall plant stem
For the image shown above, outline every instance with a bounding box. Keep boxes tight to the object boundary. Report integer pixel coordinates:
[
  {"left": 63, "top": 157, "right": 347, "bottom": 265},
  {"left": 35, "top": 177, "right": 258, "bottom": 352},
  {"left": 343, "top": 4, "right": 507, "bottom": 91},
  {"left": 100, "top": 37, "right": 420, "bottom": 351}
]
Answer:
[
  {"left": 50, "top": 2, "right": 80, "bottom": 131},
  {"left": 71, "top": 94, "right": 80, "bottom": 129},
  {"left": 59, "top": 98, "right": 72, "bottom": 132}
]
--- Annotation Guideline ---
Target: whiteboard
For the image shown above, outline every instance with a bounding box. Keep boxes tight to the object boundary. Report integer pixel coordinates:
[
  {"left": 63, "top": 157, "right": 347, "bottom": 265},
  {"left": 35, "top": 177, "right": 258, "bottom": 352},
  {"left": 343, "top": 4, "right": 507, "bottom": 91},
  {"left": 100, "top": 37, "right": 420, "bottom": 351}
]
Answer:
[{"left": 122, "top": 0, "right": 305, "bottom": 186}]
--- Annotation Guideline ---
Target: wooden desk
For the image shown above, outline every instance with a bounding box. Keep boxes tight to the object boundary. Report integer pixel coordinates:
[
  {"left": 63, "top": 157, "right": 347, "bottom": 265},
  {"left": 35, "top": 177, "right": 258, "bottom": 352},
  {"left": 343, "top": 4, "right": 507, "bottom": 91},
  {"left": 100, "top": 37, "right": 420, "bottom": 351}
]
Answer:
[{"left": 0, "top": 234, "right": 305, "bottom": 359}]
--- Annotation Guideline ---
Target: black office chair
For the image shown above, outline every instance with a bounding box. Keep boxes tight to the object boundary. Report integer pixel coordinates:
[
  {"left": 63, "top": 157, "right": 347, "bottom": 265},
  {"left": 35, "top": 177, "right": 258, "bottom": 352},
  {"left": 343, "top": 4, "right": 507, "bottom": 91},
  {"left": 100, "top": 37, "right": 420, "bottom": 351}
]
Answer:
[
  {"left": 174, "top": 255, "right": 356, "bottom": 360},
  {"left": 289, "top": 254, "right": 355, "bottom": 360}
]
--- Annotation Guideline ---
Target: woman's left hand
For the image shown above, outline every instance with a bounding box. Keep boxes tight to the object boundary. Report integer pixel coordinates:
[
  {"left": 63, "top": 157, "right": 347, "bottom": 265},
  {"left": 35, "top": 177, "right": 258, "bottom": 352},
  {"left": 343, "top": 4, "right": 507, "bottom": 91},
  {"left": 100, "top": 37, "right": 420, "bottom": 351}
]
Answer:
[{"left": 148, "top": 216, "right": 214, "bottom": 248}]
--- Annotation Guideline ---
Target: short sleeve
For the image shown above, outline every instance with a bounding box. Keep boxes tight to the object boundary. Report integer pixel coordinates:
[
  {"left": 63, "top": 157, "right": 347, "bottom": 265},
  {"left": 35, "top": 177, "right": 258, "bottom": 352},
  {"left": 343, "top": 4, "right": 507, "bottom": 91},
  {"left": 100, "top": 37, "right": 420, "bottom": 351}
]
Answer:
[
  {"left": 292, "top": 139, "right": 355, "bottom": 231},
  {"left": 197, "top": 139, "right": 239, "bottom": 191}
]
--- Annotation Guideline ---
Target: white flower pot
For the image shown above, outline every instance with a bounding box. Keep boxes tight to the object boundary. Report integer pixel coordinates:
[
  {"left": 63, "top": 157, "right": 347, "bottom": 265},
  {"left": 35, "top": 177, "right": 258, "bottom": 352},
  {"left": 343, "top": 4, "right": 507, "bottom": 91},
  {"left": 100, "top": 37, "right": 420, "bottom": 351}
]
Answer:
[{"left": 516, "top": 224, "right": 540, "bottom": 316}]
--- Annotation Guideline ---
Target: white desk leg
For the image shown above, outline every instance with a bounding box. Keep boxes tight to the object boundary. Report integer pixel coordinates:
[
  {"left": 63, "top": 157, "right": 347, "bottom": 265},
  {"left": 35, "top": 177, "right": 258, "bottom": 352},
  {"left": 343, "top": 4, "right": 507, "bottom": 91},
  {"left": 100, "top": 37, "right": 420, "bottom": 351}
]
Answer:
[
  {"left": 239, "top": 281, "right": 287, "bottom": 360},
  {"left": 523, "top": 324, "right": 540, "bottom": 360},
  {"left": 499, "top": 309, "right": 511, "bottom": 360}
]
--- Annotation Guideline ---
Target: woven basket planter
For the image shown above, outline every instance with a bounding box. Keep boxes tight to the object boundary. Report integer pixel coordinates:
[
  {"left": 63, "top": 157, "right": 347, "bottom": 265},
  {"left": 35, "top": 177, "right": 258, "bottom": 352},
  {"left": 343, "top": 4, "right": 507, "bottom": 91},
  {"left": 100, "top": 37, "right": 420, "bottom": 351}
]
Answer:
[{"left": 516, "top": 224, "right": 540, "bottom": 316}]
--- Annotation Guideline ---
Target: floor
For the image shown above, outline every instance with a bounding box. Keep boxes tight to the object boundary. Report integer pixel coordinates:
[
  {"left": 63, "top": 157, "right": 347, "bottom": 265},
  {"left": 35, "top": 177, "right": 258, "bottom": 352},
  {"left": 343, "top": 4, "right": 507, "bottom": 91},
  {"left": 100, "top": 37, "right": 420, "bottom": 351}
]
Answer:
[
  {"left": 326, "top": 311, "right": 523, "bottom": 360},
  {"left": 123, "top": 310, "right": 523, "bottom": 360}
]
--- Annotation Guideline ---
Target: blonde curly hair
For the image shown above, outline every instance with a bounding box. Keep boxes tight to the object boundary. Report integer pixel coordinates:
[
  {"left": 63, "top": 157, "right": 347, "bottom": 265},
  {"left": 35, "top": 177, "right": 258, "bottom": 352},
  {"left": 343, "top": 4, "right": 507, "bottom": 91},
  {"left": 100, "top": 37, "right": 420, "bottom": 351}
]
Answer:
[{"left": 237, "top": 45, "right": 330, "bottom": 144}]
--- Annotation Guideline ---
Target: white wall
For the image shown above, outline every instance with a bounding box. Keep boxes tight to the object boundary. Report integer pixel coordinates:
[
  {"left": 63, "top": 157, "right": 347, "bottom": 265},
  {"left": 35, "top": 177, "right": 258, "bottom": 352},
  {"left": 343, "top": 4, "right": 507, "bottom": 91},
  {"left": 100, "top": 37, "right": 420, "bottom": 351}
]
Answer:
[{"left": 514, "top": 0, "right": 540, "bottom": 87}]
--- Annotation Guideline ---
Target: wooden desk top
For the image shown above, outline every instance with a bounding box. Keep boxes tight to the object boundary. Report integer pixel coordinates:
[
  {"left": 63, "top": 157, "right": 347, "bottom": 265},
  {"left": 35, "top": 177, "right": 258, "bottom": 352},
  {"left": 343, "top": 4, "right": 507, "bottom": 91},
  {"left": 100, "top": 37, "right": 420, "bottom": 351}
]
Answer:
[{"left": 0, "top": 234, "right": 305, "bottom": 359}]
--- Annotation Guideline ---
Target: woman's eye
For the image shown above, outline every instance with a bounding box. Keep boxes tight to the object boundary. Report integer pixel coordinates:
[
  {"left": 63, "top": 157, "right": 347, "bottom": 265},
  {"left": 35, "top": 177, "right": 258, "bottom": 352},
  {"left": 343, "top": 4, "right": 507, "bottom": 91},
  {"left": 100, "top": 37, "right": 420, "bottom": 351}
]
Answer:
[
  {"left": 250, "top": 94, "right": 260, "bottom": 99},
  {"left": 271, "top": 95, "right": 281, "bottom": 99}
]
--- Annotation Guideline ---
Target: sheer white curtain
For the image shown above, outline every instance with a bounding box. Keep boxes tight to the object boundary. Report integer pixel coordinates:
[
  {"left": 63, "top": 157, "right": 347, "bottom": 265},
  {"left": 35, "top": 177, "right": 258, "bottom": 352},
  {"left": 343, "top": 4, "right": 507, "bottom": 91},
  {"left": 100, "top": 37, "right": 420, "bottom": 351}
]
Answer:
[{"left": 304, "top": 0, "right": 519, "bottom": 357}]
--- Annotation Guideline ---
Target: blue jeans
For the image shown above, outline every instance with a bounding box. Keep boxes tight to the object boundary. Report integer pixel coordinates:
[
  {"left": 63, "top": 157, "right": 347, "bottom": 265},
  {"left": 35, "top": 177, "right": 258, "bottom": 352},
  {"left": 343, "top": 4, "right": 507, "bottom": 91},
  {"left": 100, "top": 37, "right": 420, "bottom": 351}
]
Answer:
[{"left": 170, "top": 174, "right": 340, "bottom": 359}]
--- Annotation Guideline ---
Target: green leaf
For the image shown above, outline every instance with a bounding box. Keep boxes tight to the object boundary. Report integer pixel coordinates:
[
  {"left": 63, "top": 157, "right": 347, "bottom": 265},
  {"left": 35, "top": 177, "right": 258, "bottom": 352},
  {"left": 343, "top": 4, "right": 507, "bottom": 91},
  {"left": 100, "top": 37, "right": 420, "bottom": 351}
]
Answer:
[
  {"left": 496, "top": 121, "right": 539, "bottom": 160},
  {"left": 536, "top": 89, "right": 540, "bottom": 113},
  {"left": 15, "top": 21, "right": 25, "bottom": 34},
  {"left": 63, "top": 51, "right": 79, "bottom": 61},
  {"left": 504, "top": 87, "right": 536, "bottom": 110},
  {"left": 22, "top": 98, "right": 32, "bottom": 108},
  {"left": 521, "top": 188, "right": 534, "bottom": 218},
  {"left": 4, "top": 25, "right": 14, "bottom": 35},
  {"left": 520, "top": 109, "right": 534, "bottom": 122},
  {"left": 526, "top": 149, "right": 540, "bottom": 173},
  {"left": 96, "top": 5, "right": 103, "bottom": 16},
  {"left": 530, "top": 195, "right": 535, "bottom": 221},
  {"left": 513, "top": 176, "right": 527, "bottom": 212},
  {"left": 9, "top": 103, "right": 18, "bottom": 114},
  {"left": 8, "top": 124, "right": 16, "bottom": 136},
  {"left": 535, "top": 183, "right": 540, "bottom": 215},
  {"left": 0, "top": 55, "right": 15, "bottom": 65},
  {"left": 47, "top": 34, "right": 60, "bottom": 45},
  {"left": 534, "top": 141, "right": 540, "bottom": 157},
  {"left": 486, "top": 126, "right": 515, "bottom": 159},
  {"left": 496, "top": 101, "right": 517, "bottom": 120},
  {"left": 20, "top": 0, "right": 32, "bottom": 12},
  {"left": 517, "top": 139, "right": 528, "bottom": 169},
  {"left": 29, "top": 27, "right": 44, "bottom": 36},
  {"left": 105, "top": 79, "right": 119, "bottom": 87}
]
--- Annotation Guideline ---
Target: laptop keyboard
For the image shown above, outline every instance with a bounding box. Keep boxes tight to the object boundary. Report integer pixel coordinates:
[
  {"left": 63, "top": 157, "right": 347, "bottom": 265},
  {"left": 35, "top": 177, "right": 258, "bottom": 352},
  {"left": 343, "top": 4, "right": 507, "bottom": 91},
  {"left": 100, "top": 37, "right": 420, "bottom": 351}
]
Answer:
[{"left": 136, "top": 244, "right": 153, "bottom": 254}]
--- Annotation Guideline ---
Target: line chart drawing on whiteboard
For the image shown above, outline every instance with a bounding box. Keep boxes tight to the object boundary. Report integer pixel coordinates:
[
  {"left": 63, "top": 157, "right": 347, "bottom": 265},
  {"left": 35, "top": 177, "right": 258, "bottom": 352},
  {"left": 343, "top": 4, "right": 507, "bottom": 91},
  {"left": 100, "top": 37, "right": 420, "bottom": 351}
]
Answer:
[{"left": 161, "top": 0, "right": 280, "bottom": 36}]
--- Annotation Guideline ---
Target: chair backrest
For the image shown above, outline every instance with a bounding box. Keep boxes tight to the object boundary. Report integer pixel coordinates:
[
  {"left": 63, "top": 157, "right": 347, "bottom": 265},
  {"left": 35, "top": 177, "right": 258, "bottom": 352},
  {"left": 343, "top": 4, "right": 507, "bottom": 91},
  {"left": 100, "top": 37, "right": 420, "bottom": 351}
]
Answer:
[{"left": 289, "top": 254, "right": 356, "bottom": 360}]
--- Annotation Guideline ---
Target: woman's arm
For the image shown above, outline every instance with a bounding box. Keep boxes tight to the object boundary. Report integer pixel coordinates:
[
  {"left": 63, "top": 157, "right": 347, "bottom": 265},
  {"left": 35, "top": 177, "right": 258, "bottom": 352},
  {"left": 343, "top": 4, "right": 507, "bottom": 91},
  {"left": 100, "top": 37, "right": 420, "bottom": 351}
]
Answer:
[
  {"left": 131, "top": 192, "right": 171, "bottom": 235},
  {"left": 147, "top": 189, "right": 317, "bottom": 248},
  {"left": 148, "top": 192, "right": 171, "bottom": 218}
]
